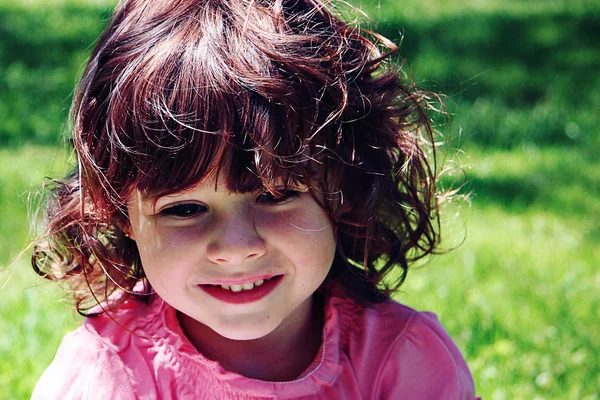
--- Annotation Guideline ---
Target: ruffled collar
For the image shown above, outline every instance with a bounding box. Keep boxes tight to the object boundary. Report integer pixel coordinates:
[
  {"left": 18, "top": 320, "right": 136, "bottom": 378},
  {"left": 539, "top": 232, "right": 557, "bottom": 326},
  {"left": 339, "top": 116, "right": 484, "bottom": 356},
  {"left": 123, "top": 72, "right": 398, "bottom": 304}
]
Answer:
[{"left": 146, "top": 286, "right": 350, "bottom": 397}]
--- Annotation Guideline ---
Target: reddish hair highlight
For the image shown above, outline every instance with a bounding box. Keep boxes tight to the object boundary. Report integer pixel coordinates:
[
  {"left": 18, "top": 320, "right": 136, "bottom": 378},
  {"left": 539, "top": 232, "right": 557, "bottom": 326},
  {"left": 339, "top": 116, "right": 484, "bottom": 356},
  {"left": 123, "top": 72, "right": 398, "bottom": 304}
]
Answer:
[{"left": 33, "top": 0, "right": 444, "bottom": 313}]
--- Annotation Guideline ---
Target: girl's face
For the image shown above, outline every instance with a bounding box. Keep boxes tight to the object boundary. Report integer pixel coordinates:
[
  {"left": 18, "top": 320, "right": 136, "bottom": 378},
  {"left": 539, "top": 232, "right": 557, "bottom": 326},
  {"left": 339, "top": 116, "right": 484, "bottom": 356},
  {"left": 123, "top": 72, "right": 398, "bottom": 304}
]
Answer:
[{"left": 126, "top": 173, "right": 336, "bottom": 341}]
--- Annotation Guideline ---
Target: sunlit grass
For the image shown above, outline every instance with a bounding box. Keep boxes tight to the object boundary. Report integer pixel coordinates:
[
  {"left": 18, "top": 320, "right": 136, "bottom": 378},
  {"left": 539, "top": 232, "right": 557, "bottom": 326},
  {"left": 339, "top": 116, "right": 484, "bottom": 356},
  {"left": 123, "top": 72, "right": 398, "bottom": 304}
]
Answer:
[
  {"left": 0, "top": 0, "right": 113, "bottom": 6},
  {"left": 399, "top": 208, "right": 599, "bottom": 398},
  {"left": 397, "top": 146, "right": 600, "bottom": 398},
  {"left": 0, "top": 146, "right": 78, "bottom": 399},
  {"left": 1, "top": 258, "right": 81, "bottom": 398},
  {"left": 353, "top": 0, "right": 600, "bottom": 21},
  {"left": 397, "top": 149, "right": 600, "bottom": 399},
  {"left": 0, "top": 145, "right": 72, "bottom": 261}
]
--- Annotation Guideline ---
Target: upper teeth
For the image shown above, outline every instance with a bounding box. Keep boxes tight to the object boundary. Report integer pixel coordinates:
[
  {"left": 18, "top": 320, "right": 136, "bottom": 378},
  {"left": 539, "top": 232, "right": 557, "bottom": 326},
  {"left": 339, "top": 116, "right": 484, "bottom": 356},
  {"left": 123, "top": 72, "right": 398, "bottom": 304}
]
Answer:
[{"left": 220, "top": 279, "right": 265, "bottom": 292}]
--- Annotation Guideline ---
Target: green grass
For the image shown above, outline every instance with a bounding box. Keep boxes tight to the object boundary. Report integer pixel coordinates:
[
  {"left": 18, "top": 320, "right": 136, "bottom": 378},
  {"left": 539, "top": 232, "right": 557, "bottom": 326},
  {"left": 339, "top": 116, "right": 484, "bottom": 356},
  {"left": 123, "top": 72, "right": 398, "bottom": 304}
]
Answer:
[
  {"left": 398, "top": 146, "right": 600, "bottom": 398},
  {"left": 0, "top": 146, "right": 80, "bottom": 398},
  {"left": 0, "top": 1, "right": 111, "bottom": 144},
  {"left": 0, "top": 0, "right": 599, "bottom": 398}
]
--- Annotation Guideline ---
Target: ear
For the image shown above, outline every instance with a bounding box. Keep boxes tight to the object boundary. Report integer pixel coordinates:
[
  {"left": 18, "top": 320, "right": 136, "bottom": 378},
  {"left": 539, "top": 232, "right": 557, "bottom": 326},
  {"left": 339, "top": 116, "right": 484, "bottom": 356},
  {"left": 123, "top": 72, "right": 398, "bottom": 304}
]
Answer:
[
  {"left": 122, "top": 224, "right": 136, "bottom": 241},
  {"left": 115, "top": 214, "right": 136, "bottom": 241}
]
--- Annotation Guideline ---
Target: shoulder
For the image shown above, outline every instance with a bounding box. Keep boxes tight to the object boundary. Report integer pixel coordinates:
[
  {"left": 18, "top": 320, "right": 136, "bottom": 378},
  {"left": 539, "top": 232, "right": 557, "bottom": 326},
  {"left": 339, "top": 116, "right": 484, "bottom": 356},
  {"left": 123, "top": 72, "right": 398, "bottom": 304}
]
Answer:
[
  {"left": 32, "top": 298, "right": 161, "bottom": 400},
  {"left": 31, "top": 325, "right": 136, "bottom": 400},
  {"left": 337, "top": 298, "right": 477, "bottom": 399}
]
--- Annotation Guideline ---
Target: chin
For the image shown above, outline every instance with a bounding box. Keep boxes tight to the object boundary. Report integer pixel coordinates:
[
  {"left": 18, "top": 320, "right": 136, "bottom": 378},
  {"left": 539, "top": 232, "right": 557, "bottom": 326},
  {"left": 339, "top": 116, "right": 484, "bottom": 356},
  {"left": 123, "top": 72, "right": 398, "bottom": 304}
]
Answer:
[{"left": 212, "top": 319, "right": 280, "bottom": 342}]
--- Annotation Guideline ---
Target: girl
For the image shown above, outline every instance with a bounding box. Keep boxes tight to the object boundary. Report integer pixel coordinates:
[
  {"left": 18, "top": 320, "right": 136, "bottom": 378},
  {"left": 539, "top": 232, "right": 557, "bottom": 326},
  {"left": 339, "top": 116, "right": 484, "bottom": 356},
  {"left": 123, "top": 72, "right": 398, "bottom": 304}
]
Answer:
[{"left": 32, "top": 0, "right": 477, "bottom": 398}]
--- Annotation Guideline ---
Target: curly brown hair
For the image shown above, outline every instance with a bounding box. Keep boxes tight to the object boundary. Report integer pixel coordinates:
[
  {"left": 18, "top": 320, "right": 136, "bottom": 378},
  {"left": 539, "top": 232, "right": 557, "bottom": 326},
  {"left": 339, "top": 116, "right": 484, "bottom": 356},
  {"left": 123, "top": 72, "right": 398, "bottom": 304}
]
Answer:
[{"left": 33, "top": 0, "right": 444, "bottom": 315}]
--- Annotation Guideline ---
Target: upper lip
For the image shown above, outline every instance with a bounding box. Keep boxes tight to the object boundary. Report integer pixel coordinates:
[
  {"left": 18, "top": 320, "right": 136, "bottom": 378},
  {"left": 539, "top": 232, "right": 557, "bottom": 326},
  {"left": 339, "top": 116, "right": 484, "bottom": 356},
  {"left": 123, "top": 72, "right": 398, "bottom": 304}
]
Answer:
[{"left": 197, "top": 274, "right": 282, "bottom": 286}]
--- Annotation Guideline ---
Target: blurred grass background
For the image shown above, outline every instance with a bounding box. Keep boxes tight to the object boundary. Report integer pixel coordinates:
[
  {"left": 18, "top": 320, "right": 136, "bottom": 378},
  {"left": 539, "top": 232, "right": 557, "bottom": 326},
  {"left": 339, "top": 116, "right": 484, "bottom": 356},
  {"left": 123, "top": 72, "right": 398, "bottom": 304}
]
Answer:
[{"left": 0, "top": 0, "right": 598, "bottom": 398}]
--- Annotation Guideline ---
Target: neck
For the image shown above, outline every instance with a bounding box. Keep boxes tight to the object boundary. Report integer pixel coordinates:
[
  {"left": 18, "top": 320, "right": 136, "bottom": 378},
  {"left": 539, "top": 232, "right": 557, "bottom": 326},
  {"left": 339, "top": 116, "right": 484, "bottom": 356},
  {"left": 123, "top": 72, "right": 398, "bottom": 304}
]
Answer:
[{"left": 178, "top": 295, "right": 325, "bottom": 382}]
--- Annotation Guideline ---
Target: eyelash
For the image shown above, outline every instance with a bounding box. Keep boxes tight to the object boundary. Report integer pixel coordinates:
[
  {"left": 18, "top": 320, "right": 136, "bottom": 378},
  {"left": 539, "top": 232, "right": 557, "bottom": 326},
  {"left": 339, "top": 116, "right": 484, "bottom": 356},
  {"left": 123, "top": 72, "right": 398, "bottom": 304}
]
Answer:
[
  {"left": 256, "top": 189, "right": 301, "bottom": 204},
  {"left": 159, "top": 190, "right": 301, "bottom": 218},
  {"left": 159, "top": 203, "right": 207, "bottom": 218}
]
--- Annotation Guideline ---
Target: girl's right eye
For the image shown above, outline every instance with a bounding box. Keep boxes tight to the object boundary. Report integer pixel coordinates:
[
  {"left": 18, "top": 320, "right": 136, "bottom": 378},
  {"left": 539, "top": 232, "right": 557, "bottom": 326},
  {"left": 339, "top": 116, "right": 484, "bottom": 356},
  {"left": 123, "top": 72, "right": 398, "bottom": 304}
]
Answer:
[
  {"left": 256, "top": 189, "right": 301, "bottom": 205},
  {"left": 159, "top": 203, "right": 207, "bottom": 219}
]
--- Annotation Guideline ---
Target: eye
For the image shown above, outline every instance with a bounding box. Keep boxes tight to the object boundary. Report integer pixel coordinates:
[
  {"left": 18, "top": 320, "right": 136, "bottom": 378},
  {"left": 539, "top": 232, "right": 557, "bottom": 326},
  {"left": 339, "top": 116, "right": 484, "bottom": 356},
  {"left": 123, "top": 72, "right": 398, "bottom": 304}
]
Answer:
[
  {"left": 159, "top": 203, "right": 207, "bottom": 218},
  {"left": 257, "top": 189, "right": 301, "bottom": 205}
]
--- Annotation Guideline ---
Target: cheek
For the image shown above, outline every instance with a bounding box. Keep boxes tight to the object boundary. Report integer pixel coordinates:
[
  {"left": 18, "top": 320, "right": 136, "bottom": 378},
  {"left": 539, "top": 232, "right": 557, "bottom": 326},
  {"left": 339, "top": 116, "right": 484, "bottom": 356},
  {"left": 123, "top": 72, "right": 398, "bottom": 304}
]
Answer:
[
  {"left": 159, "top": 224, "right": 207, "bottom": 248},
  {"left": 259, "top": 207, "right": 331, "bottom": 237},
  {"left": 258, "top": 207, "right": 337, "bottom": 260},
  {"left": 133, "top": 224, "right": 202, "bottom": 279},
  {"left": 135, "top": 221, "right": 204, "bottom": 253},
  {"left": 266, "top": 196, "right": 332, "bottom": 230},
  {"left": 135, "top": 237, "right": 196, "bottom": 294}
]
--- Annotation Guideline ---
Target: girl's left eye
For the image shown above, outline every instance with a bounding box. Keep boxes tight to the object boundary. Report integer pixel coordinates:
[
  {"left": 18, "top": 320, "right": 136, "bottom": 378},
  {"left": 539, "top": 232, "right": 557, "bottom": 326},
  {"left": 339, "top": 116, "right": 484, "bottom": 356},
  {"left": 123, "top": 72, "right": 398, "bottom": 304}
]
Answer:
[
  {"left": 159, "top": 203, "right": 207, "bottom": 218},
  {"left": 257, "top": 190, "right": 301, "bottom": 205}
]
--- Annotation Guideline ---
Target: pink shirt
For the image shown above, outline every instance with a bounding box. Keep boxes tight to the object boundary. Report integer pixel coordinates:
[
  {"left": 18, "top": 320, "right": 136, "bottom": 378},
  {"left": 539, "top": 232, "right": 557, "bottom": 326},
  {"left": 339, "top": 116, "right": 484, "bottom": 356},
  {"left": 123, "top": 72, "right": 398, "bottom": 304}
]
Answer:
[{"left": 33, "top": 289, "right": 476, "bottom": 399}]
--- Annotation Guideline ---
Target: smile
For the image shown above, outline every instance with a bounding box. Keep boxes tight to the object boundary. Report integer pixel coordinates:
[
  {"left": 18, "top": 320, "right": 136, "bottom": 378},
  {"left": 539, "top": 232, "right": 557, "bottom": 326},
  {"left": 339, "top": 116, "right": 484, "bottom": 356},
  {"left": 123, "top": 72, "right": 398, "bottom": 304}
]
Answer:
[
  {"left": 198, "top": 275, "right": 283, "bottom": 305},
  {"left": 216, "top": 278, "right": 268, "bottom": 292}
]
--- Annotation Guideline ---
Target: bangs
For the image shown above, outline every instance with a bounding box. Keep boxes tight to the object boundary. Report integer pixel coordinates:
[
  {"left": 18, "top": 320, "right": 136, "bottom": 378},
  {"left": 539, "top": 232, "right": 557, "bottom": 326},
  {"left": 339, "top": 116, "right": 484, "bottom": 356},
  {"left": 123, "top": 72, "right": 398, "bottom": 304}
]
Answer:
[
  {"left": 76, "top": 0, "right": 356, "bottom": 205},
  {"left": 132, "top": 94, "right": 314, "bottom": 200}
]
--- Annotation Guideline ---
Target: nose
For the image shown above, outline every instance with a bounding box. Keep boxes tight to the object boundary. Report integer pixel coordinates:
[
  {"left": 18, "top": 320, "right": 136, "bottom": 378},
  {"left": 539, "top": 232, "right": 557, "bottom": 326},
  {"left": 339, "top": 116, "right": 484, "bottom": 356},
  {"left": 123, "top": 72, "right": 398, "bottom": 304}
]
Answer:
[{"left": 206, "top": 212, "right": 266, "bottom": 265}]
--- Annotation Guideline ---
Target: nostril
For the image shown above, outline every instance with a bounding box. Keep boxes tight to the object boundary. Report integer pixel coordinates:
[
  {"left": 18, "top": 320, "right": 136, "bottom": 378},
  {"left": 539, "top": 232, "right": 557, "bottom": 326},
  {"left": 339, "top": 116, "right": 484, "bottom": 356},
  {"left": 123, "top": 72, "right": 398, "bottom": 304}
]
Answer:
[{"left": 206, "top": 230, "right": 267, "bottom": 265}]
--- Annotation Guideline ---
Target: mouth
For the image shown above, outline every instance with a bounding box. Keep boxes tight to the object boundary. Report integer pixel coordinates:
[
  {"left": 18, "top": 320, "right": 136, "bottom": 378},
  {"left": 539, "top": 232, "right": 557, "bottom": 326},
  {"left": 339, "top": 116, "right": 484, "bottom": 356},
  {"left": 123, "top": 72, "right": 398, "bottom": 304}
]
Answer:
[
  {"left": 198, "top": 275, "right": 283, "bottom": 305},
  {"left": 212, "top": 276, "right": 274, "bottom": 293}
]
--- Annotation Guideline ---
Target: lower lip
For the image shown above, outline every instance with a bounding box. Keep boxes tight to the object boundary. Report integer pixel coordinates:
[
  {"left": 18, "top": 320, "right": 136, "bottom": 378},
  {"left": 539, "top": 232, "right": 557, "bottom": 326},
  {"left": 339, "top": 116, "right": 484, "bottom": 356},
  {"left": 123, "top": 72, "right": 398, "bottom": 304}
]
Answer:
[{"left": 198, "top": 275, "right": 283, "bottom": 305}]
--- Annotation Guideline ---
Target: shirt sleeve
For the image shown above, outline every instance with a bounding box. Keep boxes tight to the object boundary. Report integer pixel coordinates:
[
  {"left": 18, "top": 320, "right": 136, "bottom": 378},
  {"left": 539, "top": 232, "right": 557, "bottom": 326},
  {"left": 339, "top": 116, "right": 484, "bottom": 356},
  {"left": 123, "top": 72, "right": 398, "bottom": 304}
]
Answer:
[
  {"left": 31, "top": 329, "right": 136, "bottom": 400},
  {"left": 373, "top": 311, "right": 477, "bottom": 400}
]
